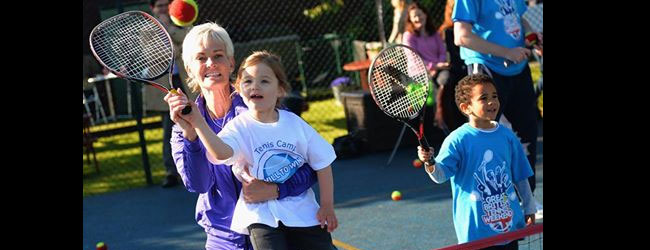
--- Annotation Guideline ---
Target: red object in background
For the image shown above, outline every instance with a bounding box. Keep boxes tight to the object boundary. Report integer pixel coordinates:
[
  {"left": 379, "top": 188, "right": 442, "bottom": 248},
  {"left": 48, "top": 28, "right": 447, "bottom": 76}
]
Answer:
[
  {"left": 343, "top": 59, "right": 371, "bottom": 92},
  {"left": 525, "top": 32, "right": 539, "bottom": 47},
  {"left": 413, "top": 159, "right": 423, "bottom": 168}
]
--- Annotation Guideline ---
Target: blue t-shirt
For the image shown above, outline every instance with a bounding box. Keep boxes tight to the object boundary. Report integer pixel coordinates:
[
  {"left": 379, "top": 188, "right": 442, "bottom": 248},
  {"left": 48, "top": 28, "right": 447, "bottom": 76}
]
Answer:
[
  {"left": 434, "top": 123, "right": 533, "bottom": 244},
  {"left": 452, "top": 0, "right": 528, "bottom": 76}
]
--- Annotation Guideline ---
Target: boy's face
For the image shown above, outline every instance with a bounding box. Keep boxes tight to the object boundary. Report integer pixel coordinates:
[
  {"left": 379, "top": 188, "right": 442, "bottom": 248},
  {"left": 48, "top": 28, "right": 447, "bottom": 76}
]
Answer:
[
  {"left": 238, "top": 63, "right": 284, "bottom": 112},
  {"left": 462, "top": 83, "right": 500, "bottom": 122}
]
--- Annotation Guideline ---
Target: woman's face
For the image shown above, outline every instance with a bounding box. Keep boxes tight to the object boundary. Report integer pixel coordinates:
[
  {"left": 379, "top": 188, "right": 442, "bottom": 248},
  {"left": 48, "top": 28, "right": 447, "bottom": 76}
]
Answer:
[
  {"left": 187, "top": 37, "right": 233, "bottom": 90},
  {"left": 409, "top": 7, "right": 426, "bottom": 31}
]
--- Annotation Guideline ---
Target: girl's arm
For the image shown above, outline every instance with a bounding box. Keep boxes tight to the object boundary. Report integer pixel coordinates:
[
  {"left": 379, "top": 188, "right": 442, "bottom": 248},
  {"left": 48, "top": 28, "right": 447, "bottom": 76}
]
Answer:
[
  {"left": 316, "top": 166, "right": 337, "bottom": 232},
  {"left": 184, "top": 104, "right": 234, "bottom": 161}
]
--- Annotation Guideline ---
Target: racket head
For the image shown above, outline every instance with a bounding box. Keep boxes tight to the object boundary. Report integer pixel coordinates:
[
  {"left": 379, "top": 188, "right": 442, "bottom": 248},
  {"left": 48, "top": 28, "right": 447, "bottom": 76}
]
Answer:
[
  {"left": 89, "top": 11, "right": 173, "bottom": 89},
  {"left": 368, "top": 44, "right": 430, "bottom": 121}
]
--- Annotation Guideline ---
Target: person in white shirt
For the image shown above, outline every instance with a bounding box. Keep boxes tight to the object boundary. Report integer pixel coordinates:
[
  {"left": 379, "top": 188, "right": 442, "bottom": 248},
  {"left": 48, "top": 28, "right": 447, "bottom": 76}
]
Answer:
[{"left": 172, "top": 50, "right": 338, "bottom": 250}]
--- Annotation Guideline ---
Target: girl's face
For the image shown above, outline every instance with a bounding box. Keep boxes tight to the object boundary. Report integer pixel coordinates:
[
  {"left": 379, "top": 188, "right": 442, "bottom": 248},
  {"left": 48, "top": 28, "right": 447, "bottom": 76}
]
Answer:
[
  {"left": 187, "top": 38, "right": 233, "bottom": 89},
  {"left": 409, "top": 7, "right": 426, "bottom": 31},
  {"left": 238, "top": 63, "right": 284, "bottom": 112},
  {"left": 464, "top": 83, "right": 500, "bottom": 123}
]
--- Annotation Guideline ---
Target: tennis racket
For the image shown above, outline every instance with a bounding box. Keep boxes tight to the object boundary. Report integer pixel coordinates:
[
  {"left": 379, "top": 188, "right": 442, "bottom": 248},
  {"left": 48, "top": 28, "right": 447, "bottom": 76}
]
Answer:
[
  {"left": 368, "top": 44, "right": 431, "bottom": 153},
  {"left": 89, "top": 11, "right": 191, "bottom": 114}
]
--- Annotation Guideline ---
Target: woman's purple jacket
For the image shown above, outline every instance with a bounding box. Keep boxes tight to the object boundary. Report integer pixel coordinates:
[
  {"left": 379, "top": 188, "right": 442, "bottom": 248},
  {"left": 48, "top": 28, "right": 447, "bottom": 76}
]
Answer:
[{"left": 170, "top": 93, "right": 318, "bottom": 248}]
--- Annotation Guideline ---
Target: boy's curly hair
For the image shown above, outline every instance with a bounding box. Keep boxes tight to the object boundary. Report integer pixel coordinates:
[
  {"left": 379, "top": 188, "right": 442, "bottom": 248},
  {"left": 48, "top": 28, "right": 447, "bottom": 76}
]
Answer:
[{"left": 454, "top": 74, "right": 495, "bottom": 112}]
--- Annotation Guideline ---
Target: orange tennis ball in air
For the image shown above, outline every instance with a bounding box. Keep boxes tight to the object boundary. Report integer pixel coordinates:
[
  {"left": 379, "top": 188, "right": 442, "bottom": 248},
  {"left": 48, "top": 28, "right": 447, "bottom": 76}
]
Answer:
[
  {"left": 413, "top": 159, "right": 423, "bottom": 168},
  {"left": 391, "top": 191, "right": 402, "bottom": 201},
  {"left": 169, "top": 0, "right": 198, "bottom": 27}
]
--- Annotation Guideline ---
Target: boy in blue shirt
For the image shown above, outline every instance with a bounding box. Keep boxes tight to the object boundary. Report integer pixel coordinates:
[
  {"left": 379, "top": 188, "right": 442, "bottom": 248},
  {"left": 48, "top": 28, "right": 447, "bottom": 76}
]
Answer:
[
  {"left": 453, "top": 0, "right": 541, "bottom": 195},
  {"left": 417, "top": 74, "right": 535, "bottom": 249}
]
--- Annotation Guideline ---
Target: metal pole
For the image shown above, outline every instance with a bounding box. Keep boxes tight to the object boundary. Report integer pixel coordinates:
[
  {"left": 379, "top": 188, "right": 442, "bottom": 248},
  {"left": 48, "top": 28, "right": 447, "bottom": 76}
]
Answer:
[
  {"left": 386, "top": 124, "right": 407, "bottom": 166},
  {"left": 131, "top": 82, "right": 152, "bottom": 185},
  {"left": 375, "top": 0, "right": 387, "bottom": 46}
]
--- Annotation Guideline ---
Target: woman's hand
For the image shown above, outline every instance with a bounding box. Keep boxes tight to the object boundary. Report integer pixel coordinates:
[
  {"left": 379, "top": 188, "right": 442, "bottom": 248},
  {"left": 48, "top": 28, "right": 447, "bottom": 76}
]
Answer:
[
  {"left": 435, "top": 62, "right": 450, "bottom": 70},
  {"left": 504, "top": 47, "right": 531, "bottom": 64},
  {"left": 164, "top": 89, "right": 197, "bottom": 140},
  {"left": 242, "top": 180, "right": 279, "bottom": 203}
]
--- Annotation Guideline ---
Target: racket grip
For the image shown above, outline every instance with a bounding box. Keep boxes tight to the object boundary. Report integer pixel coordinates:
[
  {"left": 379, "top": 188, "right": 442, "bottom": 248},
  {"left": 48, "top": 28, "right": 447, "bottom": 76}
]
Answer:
[
  {"left": 181, "top": 105, "right": 192, "bottom": 115},
  {"left": 169, "top": 89, "right": 192, "bottom": 115}
]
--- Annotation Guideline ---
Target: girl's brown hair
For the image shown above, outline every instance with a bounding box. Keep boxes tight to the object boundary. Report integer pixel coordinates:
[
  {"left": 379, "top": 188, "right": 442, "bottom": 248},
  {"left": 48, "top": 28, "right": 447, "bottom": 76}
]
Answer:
[
  {"left": 404, "top": 1, "right": 437, "bottom": 36},
  {"left": 234, "top": 51, "right": 291, "bottom": 108}
]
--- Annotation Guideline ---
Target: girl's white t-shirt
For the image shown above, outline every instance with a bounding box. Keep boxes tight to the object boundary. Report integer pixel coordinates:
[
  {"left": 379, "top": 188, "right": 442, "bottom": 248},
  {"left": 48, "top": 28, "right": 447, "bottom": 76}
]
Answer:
[{"left": 211, "top": 109, "right": 336, "bottom": 234}]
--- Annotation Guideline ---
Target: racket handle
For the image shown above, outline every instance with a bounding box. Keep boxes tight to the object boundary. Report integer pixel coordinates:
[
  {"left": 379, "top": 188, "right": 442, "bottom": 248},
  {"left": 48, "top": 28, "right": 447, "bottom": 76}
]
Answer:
[
  {"left": 418, "top": 137, "right": 431, "bottom": 151},
  {"left": 169, "top": 89, "right": 193, "bottom": 115},
  {"left": 181, "top": 105, "right": 192, "bottom": 115}
]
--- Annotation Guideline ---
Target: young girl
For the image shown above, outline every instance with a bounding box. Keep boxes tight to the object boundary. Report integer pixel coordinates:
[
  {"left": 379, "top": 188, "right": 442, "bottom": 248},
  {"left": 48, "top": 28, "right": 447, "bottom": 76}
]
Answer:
[
  {"left": 417, "top": 74, "right": 535, "bottom": 249},
  {"left": 181, "top": 51, "right": 337, "bottom": 250}
]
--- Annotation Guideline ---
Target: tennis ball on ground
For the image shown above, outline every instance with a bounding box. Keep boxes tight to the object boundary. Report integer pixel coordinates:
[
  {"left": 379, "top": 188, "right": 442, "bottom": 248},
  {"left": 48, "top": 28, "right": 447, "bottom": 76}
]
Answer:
[
  {"left": 96, "top": 242, "right": 107, "bottom": 250},
  {"left": 391, "top": 190, "right": 402, "bottom": 201},
  {"left": 169, "top": 0, "right": 198, "bottom": 27},
  {"left": 413, "top": 159, "right": 423, "bottom": 168}
]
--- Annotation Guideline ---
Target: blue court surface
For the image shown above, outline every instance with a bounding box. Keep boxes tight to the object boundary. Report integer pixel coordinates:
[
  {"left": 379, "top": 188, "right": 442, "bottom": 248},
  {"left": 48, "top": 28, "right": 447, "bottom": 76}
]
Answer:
[{"left": 83, "top": 131, "right": 543, "bottom": 250}]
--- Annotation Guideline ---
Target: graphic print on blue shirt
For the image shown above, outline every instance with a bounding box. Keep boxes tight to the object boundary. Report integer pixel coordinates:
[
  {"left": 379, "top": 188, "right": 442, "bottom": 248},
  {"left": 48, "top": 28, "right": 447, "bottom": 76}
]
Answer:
[
  {"left": 472, "top": 149, "right": 515, "bottom": 233},
  {"left": 256, "top": 149, "right": 305, "bottom": 184},
  {"left": 495, "top": 0, "right": 522, "bottom": 40}
]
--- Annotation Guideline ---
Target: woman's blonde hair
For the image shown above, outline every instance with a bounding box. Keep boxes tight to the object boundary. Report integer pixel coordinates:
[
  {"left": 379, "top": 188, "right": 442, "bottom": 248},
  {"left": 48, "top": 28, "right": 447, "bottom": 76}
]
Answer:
[
  {"left": 234, "top": 51, "right": 291, "bottom": 108},
  {"left": 181, "top": 22, "right": 235, "bottom": 93}
]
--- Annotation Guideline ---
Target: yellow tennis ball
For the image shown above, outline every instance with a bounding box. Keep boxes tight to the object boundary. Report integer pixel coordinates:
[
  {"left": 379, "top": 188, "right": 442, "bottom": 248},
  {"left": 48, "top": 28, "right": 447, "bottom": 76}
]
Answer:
[
  {"left": 391, "top": 190, "right": 402, "bottom": 201},
  {"left": 169, "top": 0, "right": 198, "bottom": 27}
]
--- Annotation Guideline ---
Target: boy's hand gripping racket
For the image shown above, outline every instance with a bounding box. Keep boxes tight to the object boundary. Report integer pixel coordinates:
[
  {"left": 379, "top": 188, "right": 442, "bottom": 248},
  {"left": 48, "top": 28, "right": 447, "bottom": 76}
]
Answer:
[
  {"left": 368, "top": 44, "right": 432, "bottom": 155},
  {"left": 89, "top": 11, "right": 191, "bottom": 114}
]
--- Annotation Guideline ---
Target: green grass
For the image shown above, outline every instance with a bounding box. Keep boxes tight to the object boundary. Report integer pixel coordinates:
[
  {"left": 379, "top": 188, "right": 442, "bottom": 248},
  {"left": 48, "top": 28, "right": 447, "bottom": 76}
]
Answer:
[
  {"left": 301, "top": 97, "right": 348, "bottom": 144},
  {"left": 83, "top": 125, "right": 168, "bottom": 197}
]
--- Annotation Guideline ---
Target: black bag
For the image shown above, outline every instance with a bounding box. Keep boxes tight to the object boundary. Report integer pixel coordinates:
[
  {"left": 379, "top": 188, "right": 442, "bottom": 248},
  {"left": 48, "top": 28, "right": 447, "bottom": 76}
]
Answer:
[{"left": 332, "top": 132, "right": 364, "bottom": 159}]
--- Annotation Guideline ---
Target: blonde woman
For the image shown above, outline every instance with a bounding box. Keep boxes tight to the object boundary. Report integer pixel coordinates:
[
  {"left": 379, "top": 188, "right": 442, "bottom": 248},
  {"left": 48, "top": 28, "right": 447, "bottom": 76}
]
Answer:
[{"left": 164, "top": 23, "right": 319, "bottom": 250}]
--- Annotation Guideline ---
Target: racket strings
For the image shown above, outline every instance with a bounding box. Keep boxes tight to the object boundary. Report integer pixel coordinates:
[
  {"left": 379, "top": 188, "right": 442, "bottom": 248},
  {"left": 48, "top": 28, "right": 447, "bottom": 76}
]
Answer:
[
  {"left": 370, "top": 46, "right": 429, "bottom": 119},
  {"left": 91, "top": 12, "right": 172, "bottom": 80}
]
